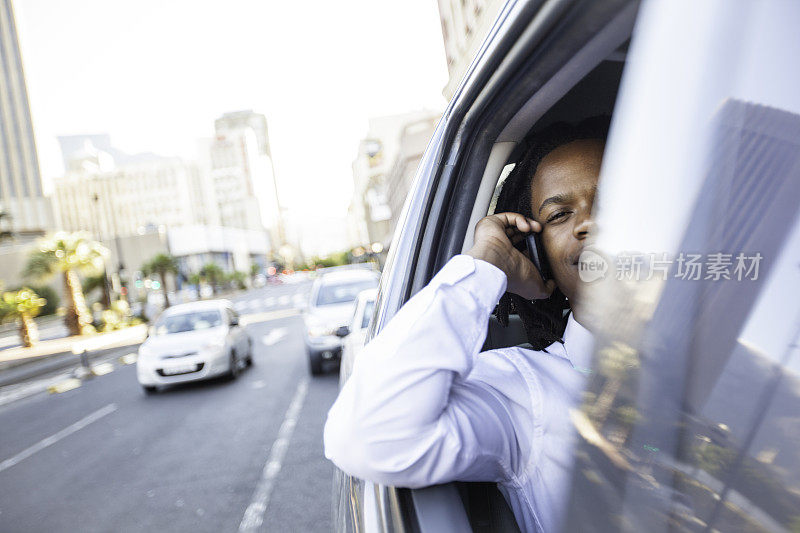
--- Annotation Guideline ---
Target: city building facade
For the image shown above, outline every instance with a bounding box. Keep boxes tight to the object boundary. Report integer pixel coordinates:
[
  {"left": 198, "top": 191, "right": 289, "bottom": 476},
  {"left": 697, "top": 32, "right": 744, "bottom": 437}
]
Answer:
[
  {"left": 207, "top": 110, "right": 285, "bottom": 249},
  {"left": 436, "top": 0, "right": 504, "bottom": 99},
  {"left": 384, "top": 114, "right": 440, "bottom": 236},
  {"left": 52, "top": 147, "right": 213, "bottom": 239},
  {"left": 0, "top": 0, "right": 52, "bottom": 237},
  {"left": 347, "top": 111, "right": 440, "bottom": 250},
  {"left": 50, "top": 138, "right": 269, "bottom": 291}
]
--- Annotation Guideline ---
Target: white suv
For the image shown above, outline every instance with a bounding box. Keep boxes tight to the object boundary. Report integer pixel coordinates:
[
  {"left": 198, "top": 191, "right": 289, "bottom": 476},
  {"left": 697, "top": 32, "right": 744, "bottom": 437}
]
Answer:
[{"left": 303, "top": 268, "right": 379, "bottom": 375}]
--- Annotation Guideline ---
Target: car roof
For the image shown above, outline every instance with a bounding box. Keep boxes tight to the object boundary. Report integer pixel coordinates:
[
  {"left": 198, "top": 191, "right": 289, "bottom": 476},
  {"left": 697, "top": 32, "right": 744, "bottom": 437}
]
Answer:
[
  {"left": 159, "top": 299, "right": 231, "bottom": 316},
  {"left": 357, "top": 288, "right": 378, "bottom": 302},
  {"left": 316, "top": 263, "right": 377, "bottom": 276},
  {"left": 315, "top": 269, "right": 380, "bottom": 285}
]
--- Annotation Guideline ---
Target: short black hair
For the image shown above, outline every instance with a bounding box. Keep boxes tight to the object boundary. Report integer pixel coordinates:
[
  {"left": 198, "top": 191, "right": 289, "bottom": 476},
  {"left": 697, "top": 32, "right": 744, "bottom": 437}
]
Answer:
[{"left": 493, "top": 115, "right": 610, "bottom": 350}]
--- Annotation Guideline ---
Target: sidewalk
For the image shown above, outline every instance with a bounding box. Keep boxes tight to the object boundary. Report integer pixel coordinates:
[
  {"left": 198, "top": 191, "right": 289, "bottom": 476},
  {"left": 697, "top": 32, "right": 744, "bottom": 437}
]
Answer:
[{"left": 0, "top": 325, "right": 147, "bottom": 387}]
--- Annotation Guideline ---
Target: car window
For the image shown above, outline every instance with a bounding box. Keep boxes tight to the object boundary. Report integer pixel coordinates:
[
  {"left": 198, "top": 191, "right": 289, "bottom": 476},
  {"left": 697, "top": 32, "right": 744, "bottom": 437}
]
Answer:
[
  {"left": 360, "top": 300, "right": 375, "bottom": 330},
  {"left": 153, "top": 310, "right": 223, "bottom": 335},
  {"left": 315, "top": 279, "right": 378, "bottom": 306},
  {"left": 564, "top": 2, "right": 800, "bottom": 531}
]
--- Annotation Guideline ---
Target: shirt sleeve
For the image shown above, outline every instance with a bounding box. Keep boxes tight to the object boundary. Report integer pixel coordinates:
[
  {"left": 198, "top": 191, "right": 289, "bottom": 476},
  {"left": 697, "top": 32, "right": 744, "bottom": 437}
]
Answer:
[{"left": 323, "top": 254, "right": 524, "bottom": 488}]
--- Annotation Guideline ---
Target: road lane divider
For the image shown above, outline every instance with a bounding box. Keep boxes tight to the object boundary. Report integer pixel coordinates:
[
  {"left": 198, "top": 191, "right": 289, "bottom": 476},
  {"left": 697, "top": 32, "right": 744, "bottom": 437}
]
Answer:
[
  {"left": 47, "top": 378, "right": 82, "bottom": 394},
  {"left": 119, "top": 353, "right": 138, "bottom": 365},
  {"left": 239, "top": 379, "right": 309, "bottom": 532},
  {"left": 0, "top": 403, "right": 118, "bottom": 473},
  {"left": 91, "top": 362, "right": 114, "bottom": 376}
]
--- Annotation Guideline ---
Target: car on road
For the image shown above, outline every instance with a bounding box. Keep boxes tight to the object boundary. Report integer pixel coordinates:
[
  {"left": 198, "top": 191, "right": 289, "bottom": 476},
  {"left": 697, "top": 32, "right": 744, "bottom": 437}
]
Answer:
[
  {"left": 332, "top": 0, "right": 800, "bottom": 531},
  {"left": 304, "top": 268, "right": 380, "bottom": 375},
  {"left": 336, "top": 288, "right": 377, "bottom": 388},
  {"left": 136, "top": 299, "right": 252, "bottom": 393}
]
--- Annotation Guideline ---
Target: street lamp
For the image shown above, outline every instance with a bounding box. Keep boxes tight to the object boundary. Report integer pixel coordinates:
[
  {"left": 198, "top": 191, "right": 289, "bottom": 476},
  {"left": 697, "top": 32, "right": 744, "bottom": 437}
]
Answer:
[{"left": 92, "top": 192, "right": 129, "bottom": 305}]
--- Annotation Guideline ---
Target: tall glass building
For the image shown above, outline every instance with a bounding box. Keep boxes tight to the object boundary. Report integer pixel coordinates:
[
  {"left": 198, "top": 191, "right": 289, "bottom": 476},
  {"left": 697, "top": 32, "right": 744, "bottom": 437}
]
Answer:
[{"left": 0, "top": 0, "right": 50, "bottom": 237}]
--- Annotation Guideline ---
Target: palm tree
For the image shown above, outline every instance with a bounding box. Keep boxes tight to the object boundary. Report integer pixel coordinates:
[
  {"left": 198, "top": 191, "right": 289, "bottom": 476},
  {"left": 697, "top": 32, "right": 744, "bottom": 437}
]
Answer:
[
  {"left": 142, "top": 253, "right": 178, "bottom": 308},
  {"left": 82, "top": 272, "right": 111, "bottom": 308},
  {"left": 199, "top": 263, "right": 223, "bottom": 296},
  {"left": 0, "top": 288, "right": 46, "bottom": 347},
  {"left": 0, "top": 208, "right": 13, "bottom": 242},
  {"left": 25, "top": 231, "right": 108, "bottom": 336}
]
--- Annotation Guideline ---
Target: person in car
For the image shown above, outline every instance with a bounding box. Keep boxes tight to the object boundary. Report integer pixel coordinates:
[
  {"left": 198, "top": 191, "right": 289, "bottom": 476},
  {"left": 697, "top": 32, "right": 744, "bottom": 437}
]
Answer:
[{"left": 324, "top": 116, "right": 608, "bottom": 533}]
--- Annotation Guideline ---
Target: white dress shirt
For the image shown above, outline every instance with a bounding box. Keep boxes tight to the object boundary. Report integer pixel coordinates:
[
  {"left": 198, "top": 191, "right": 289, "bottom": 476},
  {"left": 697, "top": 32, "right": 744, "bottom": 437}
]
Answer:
[{"left": 324, "top": 254, "right": 595, "bottom": 532}]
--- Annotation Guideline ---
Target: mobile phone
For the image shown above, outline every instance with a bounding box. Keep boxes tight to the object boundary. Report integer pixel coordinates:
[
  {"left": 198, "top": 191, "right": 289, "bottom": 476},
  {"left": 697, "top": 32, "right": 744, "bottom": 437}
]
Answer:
[{"left": 525, "top": 233, "right": 551, "bottom": 281}]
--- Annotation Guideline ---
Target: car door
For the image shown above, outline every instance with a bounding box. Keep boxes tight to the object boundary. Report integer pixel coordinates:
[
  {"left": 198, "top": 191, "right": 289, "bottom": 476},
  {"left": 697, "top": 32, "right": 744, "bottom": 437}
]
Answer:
[{"left": 334, "top": 0, "right": 640, "bottom": 531}]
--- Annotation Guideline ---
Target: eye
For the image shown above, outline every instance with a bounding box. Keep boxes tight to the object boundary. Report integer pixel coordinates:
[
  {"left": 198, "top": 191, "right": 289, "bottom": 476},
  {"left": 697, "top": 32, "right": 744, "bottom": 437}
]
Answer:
[{"left": 546, "top": 211, "right": 569, "bottom": 223}]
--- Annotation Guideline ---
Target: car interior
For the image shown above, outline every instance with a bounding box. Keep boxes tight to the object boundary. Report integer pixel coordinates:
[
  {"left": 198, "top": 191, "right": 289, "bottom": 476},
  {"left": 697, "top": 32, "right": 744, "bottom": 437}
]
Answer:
[
  {"left": 406, "top": 3, "right": 639, "bottom": 530},
  {"left": 480, "top": 57, "right": 626, "bottom": 355}
]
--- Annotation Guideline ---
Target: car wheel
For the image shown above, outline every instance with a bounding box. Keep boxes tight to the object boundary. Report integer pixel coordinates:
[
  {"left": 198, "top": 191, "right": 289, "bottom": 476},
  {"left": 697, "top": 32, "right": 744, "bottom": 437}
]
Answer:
[
  {"left": 226, "top": 351, "right": 240, "bottom": 380},
  {"left": 246, "top": 339, "right": 254, "bottom": 367},
  {"left": 308, "top": 350, "right": 323, "bottom": 376},
  {"left": 142, "top": 385, "right": 158, "bottom": 395}
]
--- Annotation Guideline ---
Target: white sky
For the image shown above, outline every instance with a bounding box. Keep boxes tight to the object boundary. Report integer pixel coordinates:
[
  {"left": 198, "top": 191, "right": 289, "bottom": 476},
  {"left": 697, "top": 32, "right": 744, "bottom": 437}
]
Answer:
[{"left": 13, "top": 0, "right": 449, "bottom": 254}]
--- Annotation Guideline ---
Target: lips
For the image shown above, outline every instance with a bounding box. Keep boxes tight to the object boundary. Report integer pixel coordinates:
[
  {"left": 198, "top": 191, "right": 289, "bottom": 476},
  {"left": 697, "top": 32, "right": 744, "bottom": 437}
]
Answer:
[{"left": 570, "top": 248, "right": 585, "bottom": 266}]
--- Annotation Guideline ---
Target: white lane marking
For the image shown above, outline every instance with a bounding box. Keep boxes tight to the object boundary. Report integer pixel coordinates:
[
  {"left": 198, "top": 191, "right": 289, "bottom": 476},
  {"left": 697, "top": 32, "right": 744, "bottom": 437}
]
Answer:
[
  {"left": 263, "top": 297, "right": 276, "bottom": 307},
  {"left": 234, "top": 301, "right": 247, "bottom": 312},
  {"left": 278, "top": 295, "right": 290, "bottom": 306},
  {"left": 247, "top": 299, "right": 259, "bottom": 310},
  {"left": 261, "top": 328, "right": 288, "bottom": 347},
  {"left": 0, "top": 403, "right": 118, "bottom": 473},
  {"left": 239, "top": 379, "right": 309, "bottom": 532}
]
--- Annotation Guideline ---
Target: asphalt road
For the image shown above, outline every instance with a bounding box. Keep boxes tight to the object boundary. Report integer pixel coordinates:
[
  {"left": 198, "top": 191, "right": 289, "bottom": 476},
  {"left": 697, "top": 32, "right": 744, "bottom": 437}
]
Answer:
[{"left": 0, "top": 281, "right": 343, "bottom": 533}]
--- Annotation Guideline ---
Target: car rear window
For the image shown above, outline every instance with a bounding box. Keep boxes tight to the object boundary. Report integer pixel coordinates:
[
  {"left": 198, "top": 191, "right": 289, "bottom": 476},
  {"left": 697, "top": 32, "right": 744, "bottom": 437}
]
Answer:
[
  {"left": 315, "top": 279, "right": 377, "bottom": 306},
  {"left": 361, "top": 300, "right": 376, "bottom": 329}
]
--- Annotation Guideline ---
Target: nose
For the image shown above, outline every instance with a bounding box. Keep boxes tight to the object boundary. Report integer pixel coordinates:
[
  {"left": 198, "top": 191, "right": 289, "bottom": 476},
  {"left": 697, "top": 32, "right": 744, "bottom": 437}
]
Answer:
[{"left": 573, "top": 210, "right": 596, "bottom": 240}]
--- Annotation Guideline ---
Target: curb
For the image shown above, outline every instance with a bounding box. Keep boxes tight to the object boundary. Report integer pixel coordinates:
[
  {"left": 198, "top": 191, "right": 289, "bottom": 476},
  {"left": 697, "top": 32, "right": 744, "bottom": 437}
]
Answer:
[{"left": 0, "top": 343, "right": 142, "bottom": 388}]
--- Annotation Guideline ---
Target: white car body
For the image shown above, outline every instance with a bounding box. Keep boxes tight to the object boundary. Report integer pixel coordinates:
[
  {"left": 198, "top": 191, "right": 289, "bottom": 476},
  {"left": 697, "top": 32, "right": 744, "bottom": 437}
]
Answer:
[
  {"left": 136, "top": 299, "right": 251, "bottom": 391},
  {"left": 304, "top": 268, "right": 380, "bottom": 375},
  {"left": 338, "top": 289, "right": 377, "bottom": 388}
]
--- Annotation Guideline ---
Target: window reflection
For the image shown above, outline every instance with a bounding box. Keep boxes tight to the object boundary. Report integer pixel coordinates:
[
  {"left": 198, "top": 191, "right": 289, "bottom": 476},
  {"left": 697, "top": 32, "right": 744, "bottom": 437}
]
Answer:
[{"left": 566, "top": 99, "right": 800, "bottom": 532}]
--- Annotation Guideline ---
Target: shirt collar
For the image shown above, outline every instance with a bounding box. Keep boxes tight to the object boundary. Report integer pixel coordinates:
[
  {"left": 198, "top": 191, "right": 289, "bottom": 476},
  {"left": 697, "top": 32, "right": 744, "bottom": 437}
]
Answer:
[{"left": 545, "top": 313, "right": 595, "bottom": 374}]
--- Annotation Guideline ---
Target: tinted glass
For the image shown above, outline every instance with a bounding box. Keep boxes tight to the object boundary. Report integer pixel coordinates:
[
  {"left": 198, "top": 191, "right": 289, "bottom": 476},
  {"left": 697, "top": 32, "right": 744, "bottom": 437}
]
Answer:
[
  {"left": 315, "top": 279, "right": 378, "bottom": 306},
  {"left": 153, "top": 310, "right": 223, "bottom": 335},
  {"left": 564, "top": 2, "right": 800, "bottom": 531},
  {"left": 360, "top": 300, "right": 375, "bottom": 329}
]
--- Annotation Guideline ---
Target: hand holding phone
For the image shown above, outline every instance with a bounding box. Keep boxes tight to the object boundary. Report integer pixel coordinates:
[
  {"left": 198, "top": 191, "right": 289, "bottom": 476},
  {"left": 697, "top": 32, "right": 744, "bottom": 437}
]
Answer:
[{"left": 466, "top": 212, "right": 555, "bottom": 300}]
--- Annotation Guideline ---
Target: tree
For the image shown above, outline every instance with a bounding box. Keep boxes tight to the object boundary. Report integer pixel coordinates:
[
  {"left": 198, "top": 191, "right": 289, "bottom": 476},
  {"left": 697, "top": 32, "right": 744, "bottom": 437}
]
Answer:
[
  {"left": 228, "top": 270, "right": 247, "bottom": 290},
  {"left": 0, "top": 208, "right": 13, "bottom": 243},
  {"left": 199, "top": 263, "right": 223, "bottom": 296},
  {"left": 25, "top": 231, "right": 108, "bottom": 336},
  {"left": 26, "top": 285, "right": 59, "bottom": 316},
  {"left": 142, "top": 253, "right": 178, "bottom": 308},
  {"left": 249, "top": 263, "right": 261, "bottom": 285},
  {"left": 0, "top": 288, "right": 46, "bottom": 347},
  {"left": 82, "top": 272, "right": 111, "bottom": 308}
]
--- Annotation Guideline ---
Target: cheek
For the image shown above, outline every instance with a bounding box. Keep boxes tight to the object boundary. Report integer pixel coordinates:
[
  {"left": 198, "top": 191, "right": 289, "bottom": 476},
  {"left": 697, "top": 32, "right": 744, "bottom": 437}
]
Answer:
[{"left": 542, "top": 228, "right": 568, "bottom": 264}]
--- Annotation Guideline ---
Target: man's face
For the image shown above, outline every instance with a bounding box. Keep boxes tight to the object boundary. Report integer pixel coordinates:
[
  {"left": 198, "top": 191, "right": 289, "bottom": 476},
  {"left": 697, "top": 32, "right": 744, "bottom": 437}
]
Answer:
[{"left": 529, "top": 138, "right": 603, "bottom": 301}]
